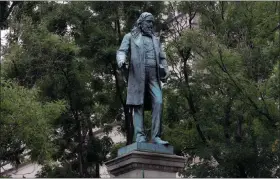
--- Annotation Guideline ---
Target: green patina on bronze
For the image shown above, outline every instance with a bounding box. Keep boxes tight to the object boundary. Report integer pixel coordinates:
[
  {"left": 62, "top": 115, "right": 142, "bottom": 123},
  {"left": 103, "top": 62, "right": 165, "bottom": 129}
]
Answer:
[
  {"left": 116, "top": 12, "right": 170, "bottom": 145},
  {"left": 118, "top": 142, "right": 174, "bottom": 156}
]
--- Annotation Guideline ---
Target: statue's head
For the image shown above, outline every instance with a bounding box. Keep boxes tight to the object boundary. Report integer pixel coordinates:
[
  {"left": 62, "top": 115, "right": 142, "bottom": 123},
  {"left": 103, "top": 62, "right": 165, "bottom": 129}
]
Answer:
[{"left": 136, "top": 12, "right": 155, "bottom": 36}]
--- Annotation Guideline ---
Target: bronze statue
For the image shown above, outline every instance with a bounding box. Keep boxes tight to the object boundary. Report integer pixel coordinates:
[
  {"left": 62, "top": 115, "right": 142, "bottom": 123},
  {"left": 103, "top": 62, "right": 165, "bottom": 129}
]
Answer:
[{"left": 117, "top": 12, "right": 170, "bottom": 145}]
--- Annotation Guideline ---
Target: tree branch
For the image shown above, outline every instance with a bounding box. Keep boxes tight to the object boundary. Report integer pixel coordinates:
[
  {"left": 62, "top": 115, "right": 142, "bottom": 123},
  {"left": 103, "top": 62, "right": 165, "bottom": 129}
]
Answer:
[{"left": 216, "top": 47, "right": 275, "bottom": 125}]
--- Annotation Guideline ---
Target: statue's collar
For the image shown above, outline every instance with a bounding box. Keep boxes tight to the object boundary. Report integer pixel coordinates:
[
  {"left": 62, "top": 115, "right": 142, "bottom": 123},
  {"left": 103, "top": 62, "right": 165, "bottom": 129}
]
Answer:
[
  {"left": 131, "top": 29, "right": 159, "bottom": 48},
  {"left": 131, "top": 28, "right": 154, "bottom": 38},
  {"left": 131, "top": 32, "right": 143, "bottom": 47}
]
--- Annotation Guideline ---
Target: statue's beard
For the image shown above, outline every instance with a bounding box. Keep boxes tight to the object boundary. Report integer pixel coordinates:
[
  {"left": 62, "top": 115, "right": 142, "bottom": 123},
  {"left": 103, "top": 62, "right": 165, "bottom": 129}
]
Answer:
[{"left": 141, "top": 25, "right": 153, "bottom": 36}]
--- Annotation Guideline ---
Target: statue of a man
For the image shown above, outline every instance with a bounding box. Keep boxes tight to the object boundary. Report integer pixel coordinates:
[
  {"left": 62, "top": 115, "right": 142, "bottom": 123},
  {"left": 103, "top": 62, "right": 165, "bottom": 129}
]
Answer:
[{"left": 116, "top": 12, "right": 170, "bottom": 145}]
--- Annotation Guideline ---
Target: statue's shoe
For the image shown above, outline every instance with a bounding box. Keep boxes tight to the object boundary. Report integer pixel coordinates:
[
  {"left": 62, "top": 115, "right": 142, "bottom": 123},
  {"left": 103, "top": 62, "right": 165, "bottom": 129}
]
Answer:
[
  {"left": 136, "top": 136, "right": 147, "bottom": 143},
  {"left": 152, "top": 137, "right": 169, "bottom": 145}
]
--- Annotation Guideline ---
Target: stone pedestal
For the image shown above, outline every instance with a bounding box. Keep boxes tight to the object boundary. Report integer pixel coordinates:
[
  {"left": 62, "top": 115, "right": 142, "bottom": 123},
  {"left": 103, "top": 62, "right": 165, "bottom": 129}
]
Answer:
[{"left": 105, "top": 143, "right": 186, "bottom": 178}]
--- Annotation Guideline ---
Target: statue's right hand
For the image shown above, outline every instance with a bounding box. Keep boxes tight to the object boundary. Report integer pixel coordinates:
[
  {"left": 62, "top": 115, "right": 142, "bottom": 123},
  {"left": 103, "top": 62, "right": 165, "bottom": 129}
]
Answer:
[{"left": 117, "top": 60, "right": 125, "bottom": 68}]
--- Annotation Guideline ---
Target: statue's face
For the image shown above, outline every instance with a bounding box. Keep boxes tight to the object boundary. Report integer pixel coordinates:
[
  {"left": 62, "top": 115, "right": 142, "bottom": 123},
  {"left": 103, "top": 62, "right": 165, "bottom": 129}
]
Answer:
[{"left": 140, "top": 16, "right": 154, "bottom": 35}]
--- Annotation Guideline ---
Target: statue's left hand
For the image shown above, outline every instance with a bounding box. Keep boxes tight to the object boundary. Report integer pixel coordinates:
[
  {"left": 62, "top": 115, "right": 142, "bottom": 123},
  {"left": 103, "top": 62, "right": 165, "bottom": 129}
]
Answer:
[{"left": 160, "top": 68, "right": 170, "bottom": 83}]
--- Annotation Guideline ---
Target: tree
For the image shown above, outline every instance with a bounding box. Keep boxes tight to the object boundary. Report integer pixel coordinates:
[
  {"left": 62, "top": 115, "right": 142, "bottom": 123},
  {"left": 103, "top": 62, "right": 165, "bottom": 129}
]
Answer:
[
  {"left": 1, "top": 2, "right": 115, "bottom": 177},
  {"left": 162, "top": 1, "right": 280, "bottom": 177},
  {"left": 0, "top": 79, "right": 66, "bottom": 174},
  {"left": 1, "top": 1, "right": 168, "bottom": 177},
  {"left": 2, "top": 1, "right": 278, "bottom": 177}
]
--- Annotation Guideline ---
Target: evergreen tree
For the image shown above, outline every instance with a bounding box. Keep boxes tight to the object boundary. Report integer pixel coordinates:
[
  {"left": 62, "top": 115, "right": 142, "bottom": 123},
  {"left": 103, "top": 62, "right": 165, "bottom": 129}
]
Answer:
[
  {"left": 1, "top": 1, "right": 279, "bottom": 178},
  {"left": 163, "top": 1, "right": 280, "bottom": 177}
]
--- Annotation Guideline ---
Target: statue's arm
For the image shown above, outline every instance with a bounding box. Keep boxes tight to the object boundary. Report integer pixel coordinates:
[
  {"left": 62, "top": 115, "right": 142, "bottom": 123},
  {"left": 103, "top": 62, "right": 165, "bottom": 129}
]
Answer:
[
  {"left": 159, "top": 43, "right": 169, "bottom": 75},
  {"left": 116, "top": 33, "right": 131, "bottom": 68}
]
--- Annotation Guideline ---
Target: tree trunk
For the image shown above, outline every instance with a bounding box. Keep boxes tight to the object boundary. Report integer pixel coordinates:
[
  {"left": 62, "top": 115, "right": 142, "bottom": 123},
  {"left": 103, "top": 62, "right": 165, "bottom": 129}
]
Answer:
[
  {"left": 181, "top": 48, "right": 207, "bottom": 143},
  {"left": 224, "top": 96, "right": 233, "bottom": 146},
  {"left": 77, "top": 119, "right": 84, "bottom": 177},
  {"left": 95, "top": 163, "right": 100, "bottom": 178},
  {"left": 112, "top": 63, "right": 134, "bottom": 145},
  {"left": 238, "top": 163, "right": 247, "bottom": 177}
]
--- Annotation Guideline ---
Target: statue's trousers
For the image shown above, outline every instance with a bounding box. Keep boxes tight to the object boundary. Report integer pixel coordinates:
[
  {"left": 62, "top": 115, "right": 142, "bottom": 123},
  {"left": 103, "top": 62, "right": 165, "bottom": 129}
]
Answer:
[{"left": 133, "top": 66, "right": 162, "bottom": 141}]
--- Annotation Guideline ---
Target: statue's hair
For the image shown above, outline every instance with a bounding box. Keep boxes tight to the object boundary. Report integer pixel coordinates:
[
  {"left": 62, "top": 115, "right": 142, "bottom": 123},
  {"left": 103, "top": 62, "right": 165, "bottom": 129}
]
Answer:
[{"left": 131, "top": 12, "right": 155, "bottom": 38}]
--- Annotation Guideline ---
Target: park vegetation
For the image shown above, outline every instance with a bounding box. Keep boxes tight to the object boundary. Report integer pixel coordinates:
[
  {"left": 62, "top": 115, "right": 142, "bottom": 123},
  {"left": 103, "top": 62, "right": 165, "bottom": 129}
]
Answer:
[{"left": 0, "top": 1, "right": 279, "bottom": 177}]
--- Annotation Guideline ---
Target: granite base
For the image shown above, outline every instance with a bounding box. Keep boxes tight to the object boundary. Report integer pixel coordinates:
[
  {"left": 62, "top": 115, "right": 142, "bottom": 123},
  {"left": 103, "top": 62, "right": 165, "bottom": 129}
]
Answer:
[{"left": 105, "top": 143, "right": 186, "bottom": 178}]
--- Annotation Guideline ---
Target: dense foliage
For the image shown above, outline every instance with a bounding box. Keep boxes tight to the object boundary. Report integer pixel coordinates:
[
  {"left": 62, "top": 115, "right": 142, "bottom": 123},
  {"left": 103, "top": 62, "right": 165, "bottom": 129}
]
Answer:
[
  {"left": 0, "top": 1, "right": 279, "bottom": 178},
  {"left": 162, "top": 2, "right": 280, "bottom": 177}
]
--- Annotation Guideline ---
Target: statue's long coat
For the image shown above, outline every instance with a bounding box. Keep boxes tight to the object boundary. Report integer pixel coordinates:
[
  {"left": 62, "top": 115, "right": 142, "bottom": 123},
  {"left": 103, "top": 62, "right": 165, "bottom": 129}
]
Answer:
[{"left": 117, "top": 32, "right": 168, "bottom": 111}]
